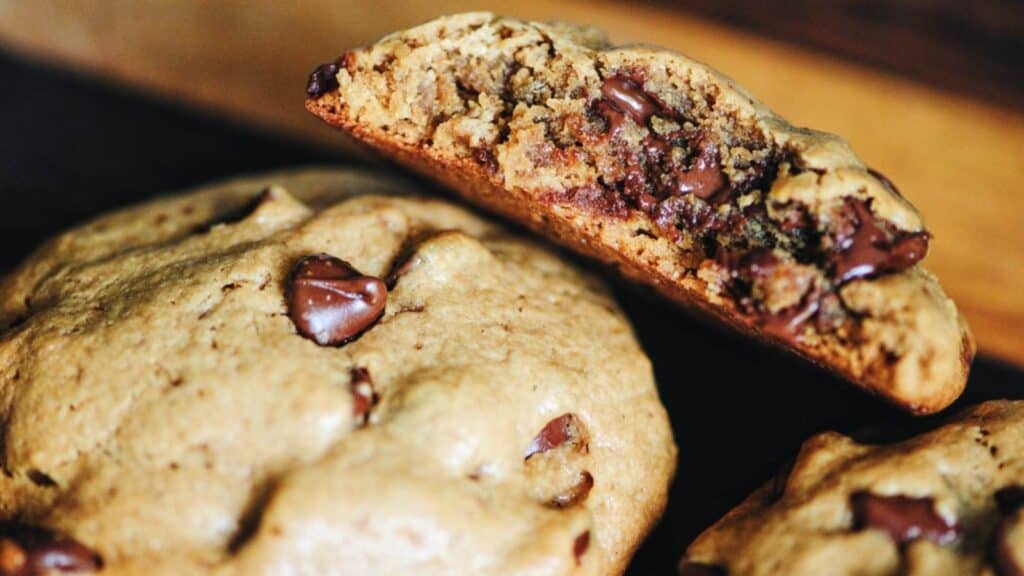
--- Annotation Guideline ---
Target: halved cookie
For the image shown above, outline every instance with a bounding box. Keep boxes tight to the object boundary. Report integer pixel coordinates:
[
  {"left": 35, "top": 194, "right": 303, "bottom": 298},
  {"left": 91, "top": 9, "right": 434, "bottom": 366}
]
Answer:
[{"left": 306, "top": 12, "right": 973, "bottom": 414}]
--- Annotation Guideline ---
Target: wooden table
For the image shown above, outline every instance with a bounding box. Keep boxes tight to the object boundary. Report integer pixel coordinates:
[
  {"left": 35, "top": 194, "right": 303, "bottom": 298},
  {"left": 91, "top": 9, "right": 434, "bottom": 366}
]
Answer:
[{"left": 1, "top": 0, "right": 1021, "bottom": 363}]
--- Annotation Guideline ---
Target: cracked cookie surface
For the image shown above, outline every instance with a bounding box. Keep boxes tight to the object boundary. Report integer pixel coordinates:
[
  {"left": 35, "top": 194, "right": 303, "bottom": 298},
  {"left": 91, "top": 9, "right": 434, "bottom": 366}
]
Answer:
[
  {"left": 680, "top": 400, "right": 1024, "bottom": 575},
  {"left": 306, "top": 12, "right": 973, "bottom": 414},
  {"left": 0, "top": 168, "right": 676, "bottom": 575}
]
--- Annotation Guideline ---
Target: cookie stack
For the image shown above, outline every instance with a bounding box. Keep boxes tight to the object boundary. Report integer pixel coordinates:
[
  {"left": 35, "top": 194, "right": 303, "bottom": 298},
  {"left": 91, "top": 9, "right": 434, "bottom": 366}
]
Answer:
[{"left": 0, "top": 11, "right": 1014, "bottom": 576}]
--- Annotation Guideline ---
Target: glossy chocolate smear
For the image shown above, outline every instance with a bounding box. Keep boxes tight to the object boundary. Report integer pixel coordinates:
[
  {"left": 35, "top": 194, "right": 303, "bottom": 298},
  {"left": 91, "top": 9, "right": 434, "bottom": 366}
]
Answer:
[
  {"left": 760, "top": 289, "right": 821, "bottom": 341},
  {"left": 831, "top": 198, "right": 929, "bottom": 284},
  {"left": 717, "top": 248, "right": 820, "bottom": 340},
  {"left": 678, "top": 559, "right": 728, "bottom": 576},
  {"left": 850, "top": 491, "right": 958, "bottom": 545},
  {"left": 600, "top": 75, "right": 664, "bottom": 126},
  {"left": 288, "top": 254, "right": 387, "bottom": 346},
  {"left": 306, "top": 58, "right": 344, "bottom": 98},
  {"left": 0, "top": 523, "right": 100, "bottom": 575},
  {"left": 524, "top": 413, "right": 583, "bottom": 460},
  {"left": 671, "top": 138, "right": 728, "bottom": 203}
]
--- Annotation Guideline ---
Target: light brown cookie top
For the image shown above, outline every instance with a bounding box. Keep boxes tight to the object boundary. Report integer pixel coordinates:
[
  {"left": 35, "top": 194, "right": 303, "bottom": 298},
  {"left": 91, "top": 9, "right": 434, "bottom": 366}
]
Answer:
[
  {"left": 0, "top": 168, "right": 676, "bottom": 575},
  {"left": 305, "top": 12, "right": 973, "bottom": 414},
  {"left": 680, "top": 400, "right": 1024, "bottom": 576}
]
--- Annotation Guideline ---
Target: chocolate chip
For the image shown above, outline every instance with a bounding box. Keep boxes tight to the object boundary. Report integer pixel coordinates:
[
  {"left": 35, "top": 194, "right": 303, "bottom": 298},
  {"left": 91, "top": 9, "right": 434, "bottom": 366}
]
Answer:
[
  {"left": 572, "top": 531, "right": 590, "bottom": 565},
  {"left": 540, "top": 185, "right": 629, "bottom": 218},
  {"left": 287, "top": 254, "right": 387, "bottom": 346},
  {"left": 760, "top": 288, "right": 821, "bottom": 341},
  {"left": 350, "top": 366, "right": 377, "bottom": 426},
  {"left": 850, "top": 491, "right": 958, "bottom": 546},
  {"left": 830, "top": 198, "right": 929, "bottom": 284},
  {"left": 670, "top": 139, "right": 728, "bottom": 203},
  {"left": 678, "top": 559, "right": 728, "bottom": 576},
  {"left": 0, "top": 524, "right": 100, "bottom": 575},
  {"left": 524, "top": 414, "right": 585, "bottom": 460},
  {"left": 549, "top": 471, "right": 594, "bottom": 508},
  {"left": 306, "top": 58, "right": 344, "bottom": 98},
  {"left": 600, "top": 76, "right": 663, "bottom": 126}
]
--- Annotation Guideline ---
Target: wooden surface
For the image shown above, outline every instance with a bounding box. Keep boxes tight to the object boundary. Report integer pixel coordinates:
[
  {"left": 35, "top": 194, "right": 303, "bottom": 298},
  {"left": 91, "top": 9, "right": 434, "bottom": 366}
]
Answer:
[
  {"left": 658, "top": 0, "right": 1024, "bottom": 109},
  {"left": 0, "top": 0, "right": 1021, "bottom": 364}
]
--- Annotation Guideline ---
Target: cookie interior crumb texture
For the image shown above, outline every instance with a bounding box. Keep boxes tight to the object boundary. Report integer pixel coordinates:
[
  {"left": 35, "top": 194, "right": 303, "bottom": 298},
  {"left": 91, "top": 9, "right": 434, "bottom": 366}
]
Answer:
[
  {"left": 306, "top": 12, "right": 974, "bottom": 414},
  {"left": 681, "top": 400, "right": 1024, "bottom": 576},
  {"left": 0, "top": 168, "right": 676, "bottom": 575}
]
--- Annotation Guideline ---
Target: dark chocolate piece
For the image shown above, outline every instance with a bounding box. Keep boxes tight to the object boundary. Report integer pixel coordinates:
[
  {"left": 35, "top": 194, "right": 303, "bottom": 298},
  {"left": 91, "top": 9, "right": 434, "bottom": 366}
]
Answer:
[
  {"left": 670, "top": 139, "right": 727, "bottom": 203},
  {"left": 524, "top": 414, "right": 583, "bottom": 460},
  {"left": 0, "top": 523, "right": 100, "bottom": 575},
  {"left": 850, "top": 491, "right": 958, "bottom": 546},
  {"left": 350, "top": 367, "right": 377, "bottom": 426},
  {"left": 600, "top": 76, "right": 662, "bottom": 126},
  {"left": 306, "top": 58, "right": 344, "bottom": 98},
  {"left": 573, "top": 531, "right": 590, "bottom": 565},
  {"left": 760, "top": 289, "right": 821, "bottom": 341},
  {"left": 717, "top": 248, "right": 820, "bottom": 339},
  {"left": 678, "top": 559, "right": 728, "bottom": 576},
  {"left": 831, "top": 198, "right": 929, "bottom": 284},
  {"left": 288, "top": 254, "right": 387, "bottom": 346}
]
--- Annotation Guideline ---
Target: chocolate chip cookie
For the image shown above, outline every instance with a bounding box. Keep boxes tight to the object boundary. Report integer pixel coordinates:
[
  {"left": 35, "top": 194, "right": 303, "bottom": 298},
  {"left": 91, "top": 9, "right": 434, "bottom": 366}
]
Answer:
[
  {"left": 680, "top": 400, "right": 1024, "bottom": 575},
  {"left": 0, "top": 168, "right": 676, "bottom": 574},
  {"left": 305, "top": 13, "right": 973, "bottom": 414}
]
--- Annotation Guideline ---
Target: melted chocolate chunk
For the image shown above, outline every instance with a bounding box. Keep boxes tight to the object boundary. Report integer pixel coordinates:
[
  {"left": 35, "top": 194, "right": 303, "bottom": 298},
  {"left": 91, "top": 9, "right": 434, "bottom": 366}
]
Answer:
[
  {"left": 524, "top": 414, "right": 584, "bottom": 460},
  {"left": 306, "top": 58, "right": 345, "bottom": 98},
  {"left": 830, "top": 198, "right": 929, "bottom": 284},
  {"left": 850, "top": 491, "right": 958, "bottom": 546},
  {"left": 542, "top": 185, "right": 630, "bottom": 218},
  {"left": 0, "top": 524, "right": 100, "bottom": 575},
  {"left": 573, "top": 531, "right": 590, "bottom": 565},
  {"left": 717, "top": 248, "right": 820, "bottom": 340},
  {"left": 600, "top": 76, "right": 664, "bottom": 126},
  {"left": 760, "top": 289, "right": 821, "bottom": 341},
  {"left": 670, "top": 139, "right": 728, "bottom": 203},
  {"left": 678, "top": 559, "right": 728, "bottom": 576},
  {"left": 287, "top": 254, "right": 387, "bottom": 346}
]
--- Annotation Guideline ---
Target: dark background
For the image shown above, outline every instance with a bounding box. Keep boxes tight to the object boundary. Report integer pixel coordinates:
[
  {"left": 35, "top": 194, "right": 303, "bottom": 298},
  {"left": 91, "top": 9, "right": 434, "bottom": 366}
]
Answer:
[{"left": 1, "top": 47, "right": 1022, "bottom": 573}]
